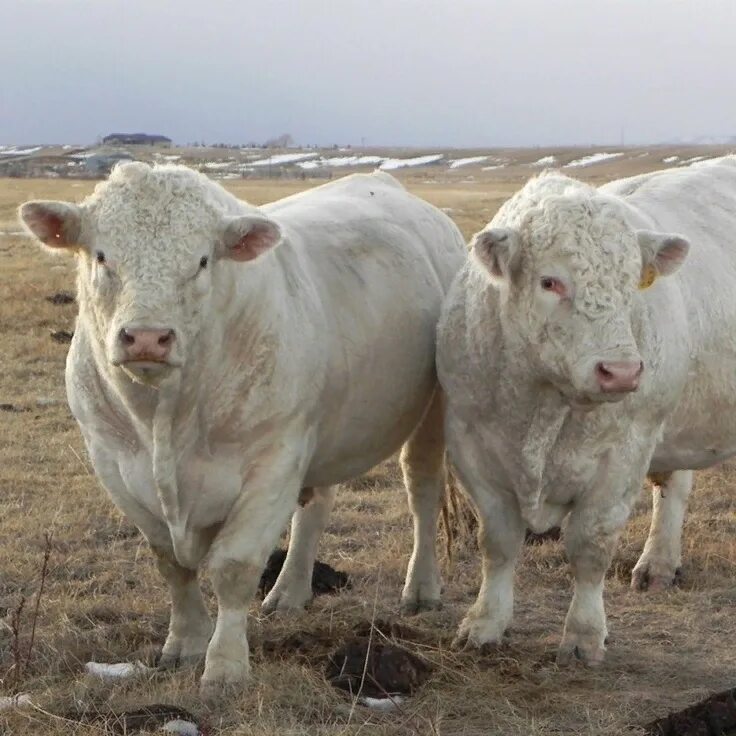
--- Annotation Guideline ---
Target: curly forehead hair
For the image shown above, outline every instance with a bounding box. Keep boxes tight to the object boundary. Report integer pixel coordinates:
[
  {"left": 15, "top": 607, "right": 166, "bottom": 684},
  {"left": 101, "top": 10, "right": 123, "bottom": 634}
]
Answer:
[
  {"left": 518, "top": 192, "right": 643, "bottom": 318},
  {"left": 85, "top": 162, "right": 234, "bottom": 229}
]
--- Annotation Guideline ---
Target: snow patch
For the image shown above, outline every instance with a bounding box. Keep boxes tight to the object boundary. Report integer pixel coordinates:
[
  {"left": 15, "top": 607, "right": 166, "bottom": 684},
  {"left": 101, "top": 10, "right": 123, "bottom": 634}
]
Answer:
[
  {"left": 0, "top": 694, "right": 32, "bottom": 712},
  {"left": 662, "top": 156, "right": 679, "bottom": 163},
  {"left": 162, "top": 720, "right": 201, "bottom": 735},
  {"left": 360, "top": 695, "right": 407, "bottom": 711},
  {"left": 201, "top": 161, "right": 235, "bottom": 170},
  {"left": 0, "top": 146, "right": 42, "bottom": 156},
  {"left": 565, "top": 152, "right": 624, "bottom": 168},
  {"left": 482, "top": 164, "right": 506, "bottom": 171},
  {"left": 530, "top": 155, "right": 557, "bottom": 167},
  {"left": 248, "top": 152, "right": 319, "bottom": 167},
  {"left": 449, "top": 156, "right": 488, "bottom": 169},
  {"left": 298, "top": 154, "right": 385, "bottom": 170},
  {"left": 85, "top": 661, "right": 154, "bottom": 679},
  {"left": 379, "top": 154, "right": 443, "bottom": 170}
]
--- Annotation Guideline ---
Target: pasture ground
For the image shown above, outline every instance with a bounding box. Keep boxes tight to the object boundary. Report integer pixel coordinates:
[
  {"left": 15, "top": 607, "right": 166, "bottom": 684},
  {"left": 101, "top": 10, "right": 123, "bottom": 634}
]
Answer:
[{"left": 1, "top": 151, "right": 735, "bottom": 735}]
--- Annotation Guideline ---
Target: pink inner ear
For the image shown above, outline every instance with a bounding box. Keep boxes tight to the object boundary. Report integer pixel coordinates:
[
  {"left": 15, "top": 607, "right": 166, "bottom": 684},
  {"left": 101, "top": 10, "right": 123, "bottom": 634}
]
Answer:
[
  {"left": 656, "top": 237, "right": 689, "bottom": 274},
  {"left": 27, "top": 209, "right": 65, "bottom": 244},
  {"left": 658, "top": 241, "right": 686, "bottom": 264},
  {"left": 230, "top": 225, "right": 277, "bottom": 262}
]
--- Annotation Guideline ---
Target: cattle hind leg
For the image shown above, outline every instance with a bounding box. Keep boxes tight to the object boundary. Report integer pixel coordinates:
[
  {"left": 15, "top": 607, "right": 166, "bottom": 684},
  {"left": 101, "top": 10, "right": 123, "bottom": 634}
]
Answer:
[
  {"left": 152, "top": 547, "right": 213, "bottom": 669},
  {"left": 261, "top": 485, "right": 337, "bottom": 614},
  {"left": 399, "top": 391, "right": 447, "bottom": 614},
  {"left": 631, "top": 470, "right": 693, "bottom": 591}
]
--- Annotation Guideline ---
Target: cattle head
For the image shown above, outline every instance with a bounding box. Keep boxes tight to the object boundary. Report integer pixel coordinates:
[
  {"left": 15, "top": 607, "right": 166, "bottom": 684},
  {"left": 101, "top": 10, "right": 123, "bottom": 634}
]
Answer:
[
  {"left": 472, "top": 181, "right": 689, "bottom": 404},
  {"left": 19, "top": 163, "right": 281, "bottom": 385}
]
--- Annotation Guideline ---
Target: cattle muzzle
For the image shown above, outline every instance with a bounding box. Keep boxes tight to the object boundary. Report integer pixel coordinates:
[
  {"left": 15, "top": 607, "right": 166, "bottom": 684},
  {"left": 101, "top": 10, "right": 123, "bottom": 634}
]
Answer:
[
  {"left": 118, "top": 327, "right": 176, "bottom": 364},
  {"left": 594, "top": 360, "right": 643, "bottom": 394}
]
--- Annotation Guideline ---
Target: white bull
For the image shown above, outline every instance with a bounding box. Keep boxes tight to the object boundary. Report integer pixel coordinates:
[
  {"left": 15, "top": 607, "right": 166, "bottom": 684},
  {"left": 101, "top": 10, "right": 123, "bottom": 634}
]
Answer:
[
  {"left": 437, "top": 156, "right": 736, "bottom": 665},
  {"left": 20, "top": 163, "right": 465, "bottom": 691}
]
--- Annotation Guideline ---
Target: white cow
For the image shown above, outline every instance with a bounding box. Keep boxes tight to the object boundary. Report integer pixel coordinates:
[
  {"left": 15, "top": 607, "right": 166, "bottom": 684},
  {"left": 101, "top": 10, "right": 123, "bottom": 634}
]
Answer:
[
  {"left": 19, "top": 163, "right": 465, "bottom": 691},
  {"left": 437, "top": 156, "right": 736, "bottom": 665}
]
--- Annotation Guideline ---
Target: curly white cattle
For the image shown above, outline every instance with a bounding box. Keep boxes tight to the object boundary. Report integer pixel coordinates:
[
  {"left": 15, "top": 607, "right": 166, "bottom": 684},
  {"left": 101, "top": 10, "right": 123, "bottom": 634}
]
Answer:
[
  {"left": 438, "top": 156, "right": 736, "bottom": 665},
  {"left": 20, "top": 163, "right": 465, "bottom": 692}
]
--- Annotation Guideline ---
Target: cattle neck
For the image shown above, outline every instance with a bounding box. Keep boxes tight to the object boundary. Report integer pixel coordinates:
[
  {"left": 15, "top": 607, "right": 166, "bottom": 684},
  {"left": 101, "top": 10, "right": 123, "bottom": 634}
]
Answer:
[{"left": 491, "top": 298, "right": 574, "bottom": 527}]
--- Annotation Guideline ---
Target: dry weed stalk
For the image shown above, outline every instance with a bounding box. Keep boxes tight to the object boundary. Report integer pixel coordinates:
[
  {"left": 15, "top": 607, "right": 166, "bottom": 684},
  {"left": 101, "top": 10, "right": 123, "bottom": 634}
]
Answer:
[{"left": 5, "top": 532, "right": 53, "bottom": 692}]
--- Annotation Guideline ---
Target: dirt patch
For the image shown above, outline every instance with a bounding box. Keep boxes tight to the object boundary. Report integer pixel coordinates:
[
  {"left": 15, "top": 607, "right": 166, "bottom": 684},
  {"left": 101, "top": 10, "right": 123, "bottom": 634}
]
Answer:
[
  {"left": 45, "top": 291, "right": 75, "bottom": 305},
  {"left": 325, "top": 636, "right": 432, "bottom": 698},
  {"left": 644, "top": 687, "right": 736, "bottom": 734},
  {"left": 0, "top": 403, "right": 30, "bottom": 413},
  {"left": 352, "top": 618, "right": 442, "bottom": 648},
  {"left": 50, "top": 329, "right": 73, "bottom": 343},
  {"left": 258, "top": 549, "right": 350, "bottom": 598},
  {"left": 525, "top": 527, "right": 562, "bottom": 545},
  {"left": 260, "top": 628, "right": 338, "bottom": 665},
  {"left": 60, "top": 704, "right": 202, "bottom": 734}
]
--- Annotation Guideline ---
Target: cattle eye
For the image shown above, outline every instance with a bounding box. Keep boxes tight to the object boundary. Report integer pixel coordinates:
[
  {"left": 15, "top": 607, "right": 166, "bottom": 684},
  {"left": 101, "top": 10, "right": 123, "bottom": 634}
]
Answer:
[
  {"left": 199, "top": 256, "right": 208, "bottom": 270},
  {"left": 96, "top": 251, "right": 106, "bottom": 264},
  {"left": 540, "top": 277, "right": 566, "bottom": 296}
]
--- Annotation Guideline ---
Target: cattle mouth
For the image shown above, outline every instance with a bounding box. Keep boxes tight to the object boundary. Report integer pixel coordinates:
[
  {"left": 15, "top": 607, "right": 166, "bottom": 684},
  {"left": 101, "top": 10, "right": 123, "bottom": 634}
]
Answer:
[
  {"left": 118, "top": 359, "right": 178, "bottom": 385},
  {"left": 120, "top": 357, "right": 170, "bottom": 365},
  {"left": 570, "top": 391, "right": 632, "bottom": 409}
]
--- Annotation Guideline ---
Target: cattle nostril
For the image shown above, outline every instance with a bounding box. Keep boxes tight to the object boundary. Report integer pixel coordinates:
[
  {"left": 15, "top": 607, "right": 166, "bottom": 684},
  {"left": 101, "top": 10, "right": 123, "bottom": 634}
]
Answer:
[
  {"left": 119, "top": 328, "right": 135, "bottom": 346},
  {"left": 595, "top": 360, "right": 644, "bottom": 392},
  {"left": 596, "top": 363, "right": 613, "bottom": 380},
  {"left": 158, "top": 330, "right": 174, "bottom": 346}
]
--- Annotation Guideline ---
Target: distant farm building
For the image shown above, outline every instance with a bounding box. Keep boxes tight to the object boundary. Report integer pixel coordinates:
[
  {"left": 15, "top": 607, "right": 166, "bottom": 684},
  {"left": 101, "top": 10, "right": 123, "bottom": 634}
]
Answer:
[{"left": 102, "top": 133, "right": 172, "bottom": 146}]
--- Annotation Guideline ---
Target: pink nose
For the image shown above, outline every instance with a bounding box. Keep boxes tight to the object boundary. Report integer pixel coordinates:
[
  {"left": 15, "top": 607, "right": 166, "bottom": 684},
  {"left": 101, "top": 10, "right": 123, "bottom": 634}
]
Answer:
[
  {"left": 119, "top": 327, "right": 175, "bottom": 361},
  {"left": 595, "top": 360, "right": 643, "bottom": 393}
]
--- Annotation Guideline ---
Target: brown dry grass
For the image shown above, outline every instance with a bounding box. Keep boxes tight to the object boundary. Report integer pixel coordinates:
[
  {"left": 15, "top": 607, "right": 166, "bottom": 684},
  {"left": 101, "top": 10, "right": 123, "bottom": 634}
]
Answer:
[{"left": 1, "top": 154, "right": 735, "bottom": 735}]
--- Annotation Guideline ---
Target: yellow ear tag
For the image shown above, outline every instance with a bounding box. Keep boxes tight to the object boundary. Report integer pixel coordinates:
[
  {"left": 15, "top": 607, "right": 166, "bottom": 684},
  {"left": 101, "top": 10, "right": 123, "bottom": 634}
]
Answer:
[{"left": 639, "top": 264, "right": 657, "bottom": 290}]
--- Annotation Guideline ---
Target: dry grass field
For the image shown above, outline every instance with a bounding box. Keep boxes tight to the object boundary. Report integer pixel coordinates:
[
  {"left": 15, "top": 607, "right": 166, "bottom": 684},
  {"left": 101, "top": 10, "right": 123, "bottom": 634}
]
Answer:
[{"left": 1, "top": 153, "right": 735, "bottom": 735}]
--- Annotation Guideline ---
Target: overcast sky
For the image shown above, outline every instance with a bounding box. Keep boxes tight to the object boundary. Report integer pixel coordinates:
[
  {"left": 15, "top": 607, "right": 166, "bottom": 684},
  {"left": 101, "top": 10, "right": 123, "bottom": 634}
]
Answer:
[{"left": 2, "top": 0, "right": 735, "bottom": 147}]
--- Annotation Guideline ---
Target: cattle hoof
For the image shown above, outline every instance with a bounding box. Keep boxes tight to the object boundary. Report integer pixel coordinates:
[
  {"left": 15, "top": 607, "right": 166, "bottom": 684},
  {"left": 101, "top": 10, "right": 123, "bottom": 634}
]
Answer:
[
  {"left": 452, "top": 615, "right": 506, "bottom": 652},
  {"left": 451, "top": 632, "right": 470, "bottom": 651},
  {"left": 400, "top": 598, "right": 442, "bottom": 616},
  {"left": 199, "top": 664, "right": 250, "bottom": 700},
  {"left": 158, "top": 653, "right": 179, "bottom": 670},
  {"left": 261, "top": 590, "right": 312, "bottom": 615},
  {"left": 557, "top": 639, "right": 605, "bottom": 667},
  {"left": 158, "top": 651, "right": 204, "bottom": 670},
  {"left": 158, "top": 629, "right": 211, "bottom": 670},
  {"left": 631, "top": 563, "right": 680, "bottom": 592}
]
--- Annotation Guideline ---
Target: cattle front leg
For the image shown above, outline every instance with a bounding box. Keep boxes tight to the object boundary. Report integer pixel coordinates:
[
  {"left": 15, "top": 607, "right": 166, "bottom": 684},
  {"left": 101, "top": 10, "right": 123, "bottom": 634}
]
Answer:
[
  {"left": 201, "top": 456, "right": 304, "bottom": 694},
  {"left": 152, "top": 547, "right": 212, "bottom": 668},
  {"left": 454, "top": 487, "right": 525, "bottom": 649},
  {"left": 558, "top": 508, "right": 621, "bottom": 666},
  {"left": 400, "top": 391, "right": 445, "bottom": 614},
  {"left": 262, "top": 485, "right": 337, "bottom": 614},
  {"left": 632, "top": 470, "right": 692, "bottom": 591}
]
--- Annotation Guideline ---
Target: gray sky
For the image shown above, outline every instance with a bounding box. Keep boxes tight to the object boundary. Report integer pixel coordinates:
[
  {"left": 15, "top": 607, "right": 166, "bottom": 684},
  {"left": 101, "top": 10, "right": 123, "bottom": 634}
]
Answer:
[{"left": 2, "top": 0, "right": 735, "bottom": 147}]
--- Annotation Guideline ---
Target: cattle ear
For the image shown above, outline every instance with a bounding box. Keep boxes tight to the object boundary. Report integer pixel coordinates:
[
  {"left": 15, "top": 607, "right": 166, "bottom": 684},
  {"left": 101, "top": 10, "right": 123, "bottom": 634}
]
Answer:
[
  {"left": 472, "top": 227, "right": 520, "bottom": 285},
  {"left": 220, "top": 214, "right": 282, "bottom": 262},
  {"left": 18, "top": 201, "right": 83, "bottom": 253},
  {"left": 636, "top": 230, "right": 689, "bottom": 284}
]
